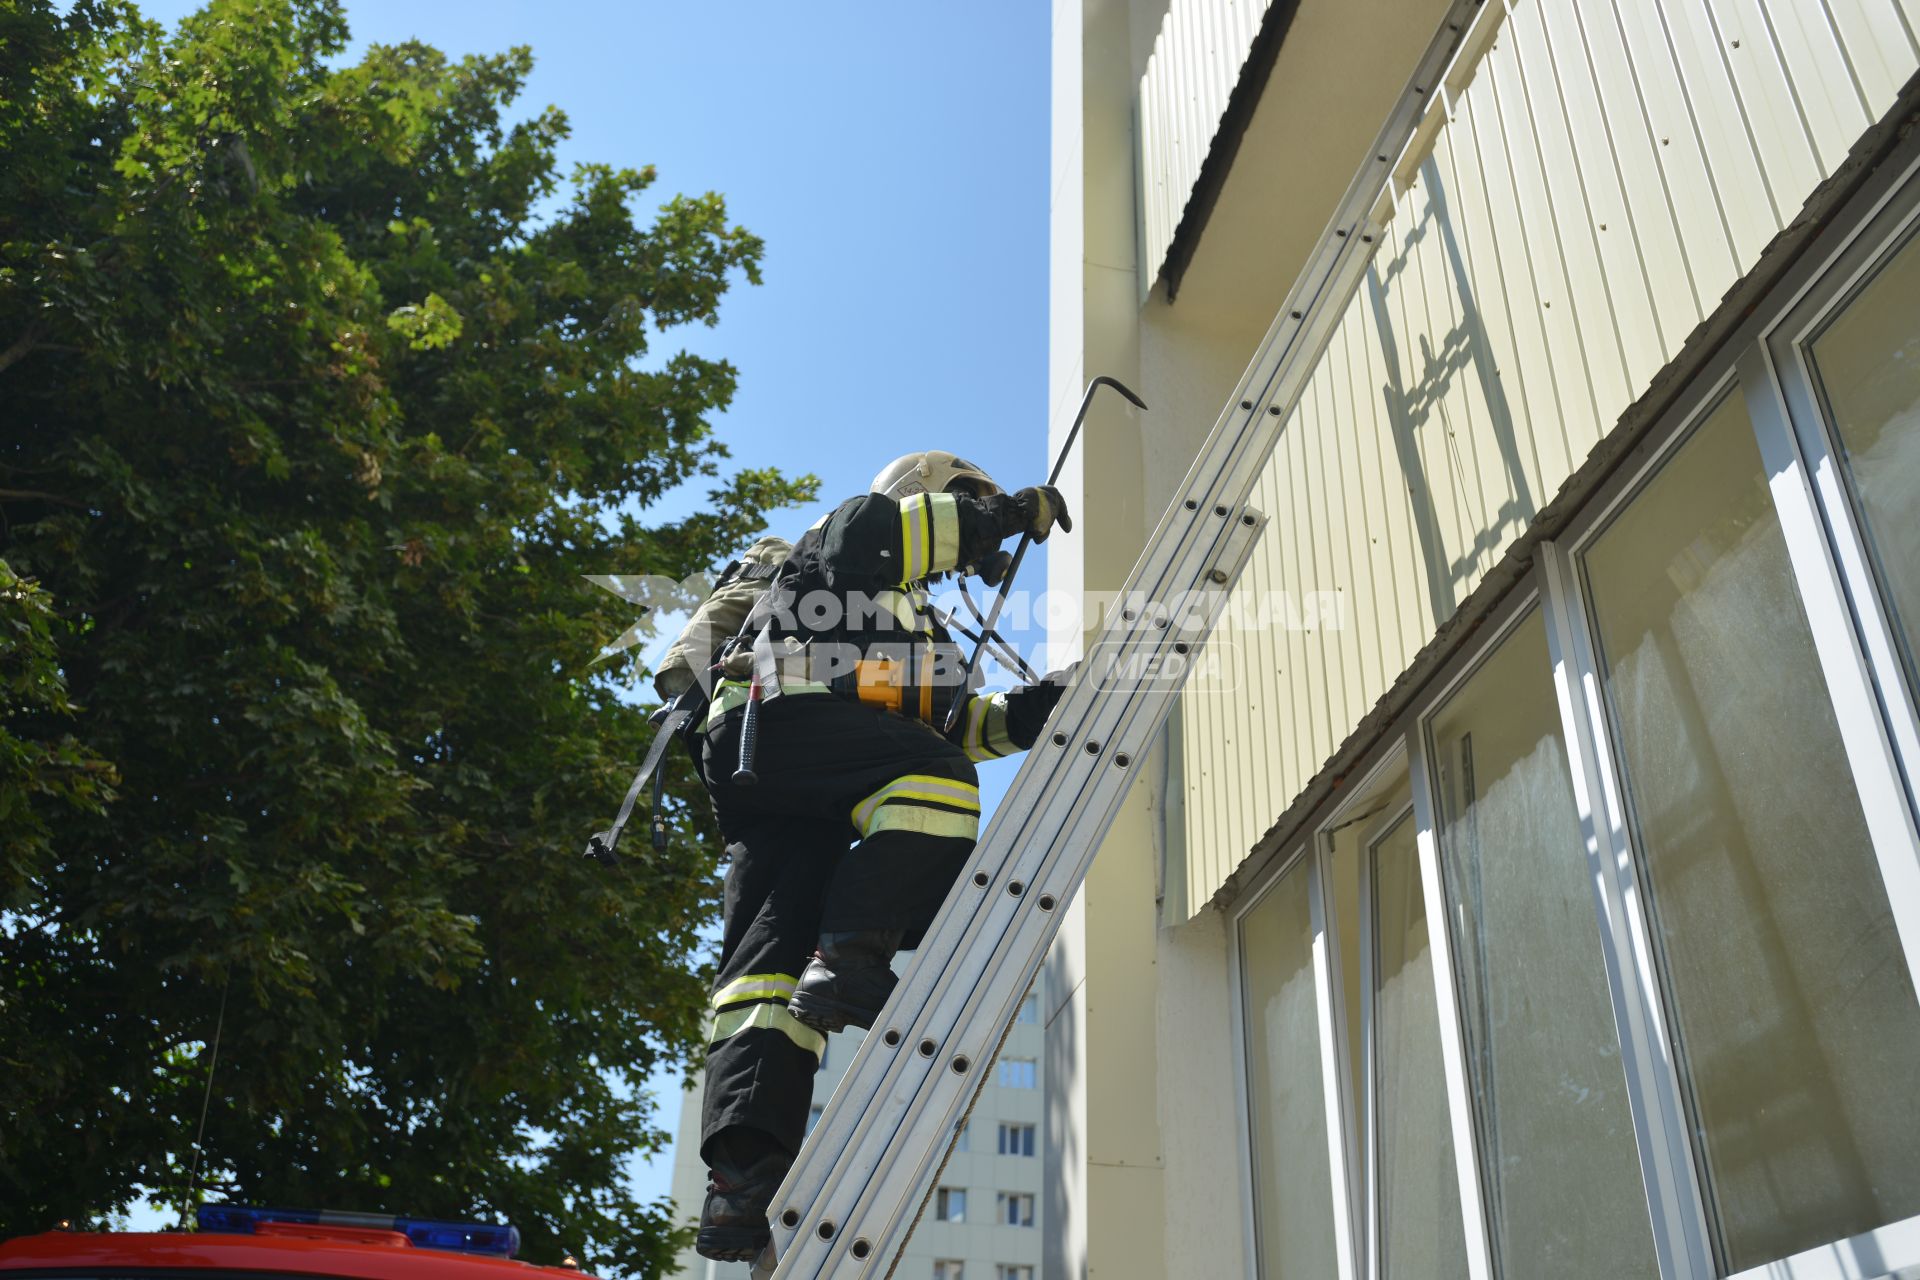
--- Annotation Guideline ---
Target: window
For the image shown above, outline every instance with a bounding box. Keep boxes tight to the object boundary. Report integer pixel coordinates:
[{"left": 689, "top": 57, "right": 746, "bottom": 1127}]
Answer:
[
  {"left": 1807, "top": 225, "right": 1920, "bottom": 699},
  {"left": 996, "top": 1057, "right": 1036, "bottom": 1089},
  {"left": 805, "top": 1103, "right": 824, "bottom": 1136},
  {"left": 996, "top": 1123, "right": 1035, "bottom": 1156},
  {"left": 1367, "top": 808, "right": 1469, "bottom": 1279},
  {"left": 1239, "top": 860, "right": 1342, "bottom": 1277},
  {"left": 1582, "top": 391, "right": 1920, "bottom": 1270},
  {"left": 932, "top": 1262, "right": 964, "bottom": 1280},
  {"left": 934, "top": 1187, "right": 965, "bottom": 1223},
  {"left": 995, "top": 1266, "right": 1034, "bottom": 1280},
  {"left": 1425, "top": 608, "right": 1659, "bottom": 1274},
  {"left": 995, "top": 1191, "right": 1035, "bottom": 1227},
  {"left": 1015, "top": 990, "right": 1040, "bottom": 1023},
  {"left": 954, "top": 1121, "right": 969, "bottom": 1153}
]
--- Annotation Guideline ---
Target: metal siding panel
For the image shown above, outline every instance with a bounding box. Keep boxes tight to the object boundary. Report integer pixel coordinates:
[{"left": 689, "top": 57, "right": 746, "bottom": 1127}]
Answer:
[
  {"left": 1134, "top": 0, "right": 1274, "bottom": 277},
  {"left": 1437, "top": 90, "right": 1554, "bottom": 520},
  {"left": 1489, "top": 11, "right": 1612, "bottom": 466},
  {"left": 1649, "top": 0, "right": 1784, "bottom": 267},
  {"left": 1609, "top": 0, "right": 1747, "bottom": 308},
  {"left": 1569, "top": 0, "right": 1710, "bottom": 349},
  {"left": 1538, "top": 0, "right": 1673, "bottom": 399},
  {"left": 1470, "top": 39, "right": 1580, "bottom": 490},
  {"left": 1822, "top": 0, "right": 1920, "bottom": 116},
  {"left": 1176, "top": 0, "right": 1920, "bottom": 907},
  {"left": 1756, "top": 0, "right": 1873, "bottom": 172},
  {"left": 1711, "top": 0, "right": 1828, "bottom": 226}
]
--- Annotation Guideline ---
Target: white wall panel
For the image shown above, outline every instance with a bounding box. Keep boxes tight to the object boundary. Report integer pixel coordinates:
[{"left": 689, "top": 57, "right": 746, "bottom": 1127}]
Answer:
[
  {"left": 1180, "top": 0, "right": 1920, "bottom": 911},
  {"left": 1137, "top": 0, "right": 1274, "bottom": 285}
]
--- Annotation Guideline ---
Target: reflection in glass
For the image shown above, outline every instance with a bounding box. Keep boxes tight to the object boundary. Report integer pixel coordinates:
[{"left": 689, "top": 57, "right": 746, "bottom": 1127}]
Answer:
[
  {"left": 1242, "top": 864, "right": 1342, "bottom": 1277},
  {"left": 1428, "top": 609, "right": 1658, "bottom": 1275},
  {"left": 1583, "top": 393, "right": 1920, "bottom": 1269},
  {"left": 1810, "top": 228, "right": 1920, "bottom": 699},
  {"left": 1370, "top": 811, "right": 1470, "bottom": 1280}
]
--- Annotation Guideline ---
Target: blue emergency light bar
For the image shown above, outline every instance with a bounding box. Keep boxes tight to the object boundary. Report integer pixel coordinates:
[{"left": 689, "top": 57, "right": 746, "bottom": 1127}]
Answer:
[{"left": 196, "top": 1204, "right": 521, "bottom": 1258}]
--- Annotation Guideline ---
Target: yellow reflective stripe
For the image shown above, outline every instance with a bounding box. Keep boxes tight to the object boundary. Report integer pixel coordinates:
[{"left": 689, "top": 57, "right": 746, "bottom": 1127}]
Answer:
[
  {"left": 851, "top": 773, "right": 981, "bottom": 836},
  {"left": 896, "top": 493, "right": 961, "bottom": 581},
  {"left": 864, "top": 803, "right": 979, "bottom": 841},
  {"left": 708, "top": 1002, "right": 825, "bottom": 1059},
  {"left": 899, "top": 493, "right": 933, "bottom": 580},
  {"left": 925, "top": 493, "right": 960, "bottom": 574},
  {"left": 962, "top": 693, "right": 1017, "bottom": 763},
  {"left": 701, "top": 677, "right": 832, "bottom": 731},
  {"left": 712, "top": 972, "right": 797, "bottom": 1009}
]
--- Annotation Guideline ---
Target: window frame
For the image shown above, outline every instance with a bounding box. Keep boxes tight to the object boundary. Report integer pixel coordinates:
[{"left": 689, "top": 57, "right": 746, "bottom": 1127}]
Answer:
[{"left": 1226, "top": 126, "right": 1920, "bottom": 1280}]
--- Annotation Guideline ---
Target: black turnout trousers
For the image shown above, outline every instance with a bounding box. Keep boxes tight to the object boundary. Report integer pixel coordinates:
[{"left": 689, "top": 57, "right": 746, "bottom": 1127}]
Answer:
[{"left": 697, "top": 692, "right": 982, "bottom": 1164}]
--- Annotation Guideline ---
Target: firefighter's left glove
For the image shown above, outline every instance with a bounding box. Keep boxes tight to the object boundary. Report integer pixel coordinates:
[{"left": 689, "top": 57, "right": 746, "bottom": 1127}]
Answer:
[
  {"left": 1005, "top": 665, "right": 1076, "bottom": 749},
  {"left": 987, "top": 486, "right": 1073, "bottom": 543}
]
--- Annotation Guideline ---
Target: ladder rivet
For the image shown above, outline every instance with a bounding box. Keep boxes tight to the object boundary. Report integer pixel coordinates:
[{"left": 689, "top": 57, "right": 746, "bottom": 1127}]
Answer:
[
  {"left": 851, "top": 1239, "right": 873, "bottom": 1260},
  {"left": 1114, "top": 753, "right": 1131, "bottom": 768},
  {"left": 1122, "top": 609, "right": 1137, "bottom": 621},
  {"left": 1184, "top": 499, "right": 1199, "bottom": 510},
  {"left": 951, "top": 1055, "right": 971, "bottom": 1074},
  {"left": 1174, "top": 642, "right": 1191, "bottom": 655},
  {"left": 884, "top": 1029, "right": 902, "bottom": 1046},
  {"left": 1051, "top": 732, "right": 1068, "bottom": 746},
  {"left": 1008, "top": 881, "right": 1025, "bottom": 897},
  {"left": 1239, "top": 400, "right": 1252, "bottom": 410},
  {"left": 1084, "top": 741, "right": 1101, "bottom": 755},
  {"left": 1155, "top": 617, "right": 1169, "bottom": 629},
  {"left": 973, "top": 870, "right": 990, "bottom": 887},
  {"left": 1210, "top": 569, "right": 1229, "bottom": 584},
  {"left": 782, "top": 1209, "right": 801, "bottom": 1228},
  {"left": 1213, "top": 504, "right": 1229, "bottom": 517},
  {"left": 919, "top": 1039, "right": 937, "bottom": 1057},
  {"left": 1290, "top": 311, "right": 1302, "bottom": 319},
  {"left": 1038, "top": 894, "right": 1057, "bottom": 912},
  {"left": 817, "top": 1222, "right": 836, "bottom": 1241},
  {"left": 1242, "top": 513, "right": 1258, "bottom": 525},
  {"left": 1268, "top": 406, "right": 1281, "bottom": 416}
]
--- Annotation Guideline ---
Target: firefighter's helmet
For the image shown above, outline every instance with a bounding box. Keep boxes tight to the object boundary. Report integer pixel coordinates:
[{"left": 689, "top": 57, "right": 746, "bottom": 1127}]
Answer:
[{"left": 870, "top": 451, "right": 1002, "bottom": 501}]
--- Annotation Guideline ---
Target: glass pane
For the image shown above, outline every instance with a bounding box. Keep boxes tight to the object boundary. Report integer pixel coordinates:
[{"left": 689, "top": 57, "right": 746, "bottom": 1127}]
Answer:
[
  {"left": 1370, "top": 811, "right": 1470, "bottom": 1280},
  {"left": 1242, "top": 864, "right": 1342, "bottom": 1278},
  {"left": 1583, "top": 393, "right": 1920, "bottom": 1270},
  {"left": 1428, "top": 609, "right": 1658, "bottom": 1275},
  {"left": 1810, "top": 228, "right": 1920, "bottom": 698}
]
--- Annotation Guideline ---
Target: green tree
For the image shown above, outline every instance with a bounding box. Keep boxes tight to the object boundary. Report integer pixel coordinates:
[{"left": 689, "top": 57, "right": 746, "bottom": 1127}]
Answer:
[{"left": 0, "top": 2, "right": 814, "bottom": 1271}]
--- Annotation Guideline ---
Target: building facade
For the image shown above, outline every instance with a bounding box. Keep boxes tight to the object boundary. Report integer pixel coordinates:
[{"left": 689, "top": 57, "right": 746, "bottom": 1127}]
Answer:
[
  {"left": 668, "top": 983, "right": 1048, "bottom": 1280},
  {"left": 1046, "top": 1, "right": 1920, "bottom": 1278}
]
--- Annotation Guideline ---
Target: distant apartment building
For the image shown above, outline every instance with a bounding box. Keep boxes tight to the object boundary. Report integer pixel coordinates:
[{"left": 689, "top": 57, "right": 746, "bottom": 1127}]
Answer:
[
  {"left": 1046, "top": 0, "right": 1920, "bottom": 1278},
  {"left": 668, "top": 982, "right": 1047, "bottom": 1280}
]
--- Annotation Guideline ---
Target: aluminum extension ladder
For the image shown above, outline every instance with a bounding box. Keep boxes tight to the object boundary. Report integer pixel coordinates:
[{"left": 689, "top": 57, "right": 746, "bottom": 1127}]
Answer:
[{"left": 757, "top": 9, "right": 1482, "bottom": 1274}]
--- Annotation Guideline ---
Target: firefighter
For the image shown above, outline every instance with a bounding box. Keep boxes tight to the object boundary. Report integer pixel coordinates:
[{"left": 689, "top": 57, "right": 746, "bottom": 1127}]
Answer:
[{"left": 688, "top": 451, "right": 1071, "bottom": 1263}]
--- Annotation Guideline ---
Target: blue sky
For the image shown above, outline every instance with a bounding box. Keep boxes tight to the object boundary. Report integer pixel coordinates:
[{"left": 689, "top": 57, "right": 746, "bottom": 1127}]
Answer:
[{"left": 122, "top": 0, "right": 1051, "bottom": 1233}]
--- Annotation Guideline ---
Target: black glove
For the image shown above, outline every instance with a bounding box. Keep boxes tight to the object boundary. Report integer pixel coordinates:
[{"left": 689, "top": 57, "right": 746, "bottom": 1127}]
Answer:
[
  {"left": 1004, "top": 666, "right": 1075, "bottom": 749},
  {"left": 984, "top": 485, "right": 1073, "bottom": 543},
  {"left": 971, "top": 549, "right": 1014, "bottom": 587}
]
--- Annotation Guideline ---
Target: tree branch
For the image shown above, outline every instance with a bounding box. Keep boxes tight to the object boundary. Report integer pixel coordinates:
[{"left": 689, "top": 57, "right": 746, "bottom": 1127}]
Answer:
[
  {"left": 0, "top": 321, "right": 45, "bottom": 375},
  {"left": 0, "top": 488, "right": 87, "bottom": 508}
]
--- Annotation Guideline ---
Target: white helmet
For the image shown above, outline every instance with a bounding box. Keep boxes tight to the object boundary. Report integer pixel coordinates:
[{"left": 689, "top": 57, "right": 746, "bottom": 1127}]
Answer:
[{"left": 871, "top": 451, "right": 1002, "bottom": 501}]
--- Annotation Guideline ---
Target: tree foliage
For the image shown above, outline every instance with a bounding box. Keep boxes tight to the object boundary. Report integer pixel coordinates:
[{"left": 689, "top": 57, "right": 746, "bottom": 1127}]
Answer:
[{"left": 0, "top": 2, "right": 813, "bottom": 1271}]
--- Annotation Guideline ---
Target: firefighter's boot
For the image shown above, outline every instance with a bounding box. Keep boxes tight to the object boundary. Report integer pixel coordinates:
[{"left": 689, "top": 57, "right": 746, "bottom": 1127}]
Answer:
[
  {"left": 696, "top": 1129, "right": 791, "bottom": 1262},
  {"left": 788, "top": 930, "right": 903, "bottom": 1034}
]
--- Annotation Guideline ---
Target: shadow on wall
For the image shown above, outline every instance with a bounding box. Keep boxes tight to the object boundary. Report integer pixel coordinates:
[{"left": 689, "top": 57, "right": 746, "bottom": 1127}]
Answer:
[
  {"left": 1042, "top": 945, "right": 1082, "bottom": 1280},
  {"left": 1365, "top": 155, "right": 1538, "bottom": 625}
]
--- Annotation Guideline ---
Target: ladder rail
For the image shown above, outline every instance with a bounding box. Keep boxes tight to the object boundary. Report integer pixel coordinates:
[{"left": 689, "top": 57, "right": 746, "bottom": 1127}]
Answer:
[{"left": 771, "top": 508, "right": 1267, "bottom": 1275}]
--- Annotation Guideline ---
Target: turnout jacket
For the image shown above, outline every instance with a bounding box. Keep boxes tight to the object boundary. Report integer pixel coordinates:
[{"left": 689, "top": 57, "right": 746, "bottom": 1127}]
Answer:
[{"left": 714, "top": 489, "right": 1042, "bottom": 763}]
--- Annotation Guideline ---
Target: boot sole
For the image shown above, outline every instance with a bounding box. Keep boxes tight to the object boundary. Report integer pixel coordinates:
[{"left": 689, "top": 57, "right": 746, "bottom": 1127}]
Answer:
[
  {"left": 788, "top": 989, "right": 881, "bottom": 1034},
  {"left": 697, "top": 1225, "right": 771, "bottom": 1262}
]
